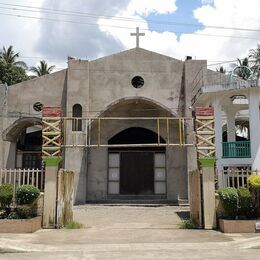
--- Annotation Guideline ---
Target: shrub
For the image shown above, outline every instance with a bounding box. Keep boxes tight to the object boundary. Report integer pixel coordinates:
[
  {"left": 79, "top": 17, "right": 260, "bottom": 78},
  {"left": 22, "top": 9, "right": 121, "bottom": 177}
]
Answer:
[
  {"left": 179, "top": 219, "right": 196, "bottom": 229},
  {"left": 64, "top": 221, "right": 85, "bottom": 229},
  {"left": 237, "top": 188, "right": 254, "bottom": 218},
  {"left": 217, "top": 187, "right": 238, "bottom": 219},
  {"left": 0, "top": 184, "right": 14, "bottom": 209},
  {"left": 7, "top": 212, "right": 20, "bottom": 219},
  {"left": 16, "top": 185, "right": 40, "bottom": 205},
  {"left": 16, "top": 205, "right": 36, "bottom": 219},
  {"left": 0, "top": 209, "right": 8, "bottom": 219},
  {"left": 248, "top": 175, "right": 260, "bottom": 189}
]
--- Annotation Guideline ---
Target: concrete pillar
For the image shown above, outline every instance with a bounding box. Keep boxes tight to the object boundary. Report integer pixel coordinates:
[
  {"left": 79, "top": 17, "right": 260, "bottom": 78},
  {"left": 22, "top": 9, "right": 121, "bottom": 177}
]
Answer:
[
  {"left": 226, "top": 110, "right": 236, "bottom": 142},
  {"left": 249, "top": 91, "right": 260, "bottom": 170},
  {"left": 199, "top": 158, "right": 217, "bottom": 229},
  {"left": 42, "top": 156, "right": 61, "bottom": 228},
  {"left": 0, "top": 84, "right": 8, "bottom": 169}
]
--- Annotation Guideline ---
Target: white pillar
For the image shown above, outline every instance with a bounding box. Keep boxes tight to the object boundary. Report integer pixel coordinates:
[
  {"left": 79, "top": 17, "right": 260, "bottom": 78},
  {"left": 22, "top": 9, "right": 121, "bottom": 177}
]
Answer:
[
  {"left": 249, "top": 91, "right": 260, "bottom": 171},
  {"left": 226, "top": 110, "right": 236, "bottom": 142}
]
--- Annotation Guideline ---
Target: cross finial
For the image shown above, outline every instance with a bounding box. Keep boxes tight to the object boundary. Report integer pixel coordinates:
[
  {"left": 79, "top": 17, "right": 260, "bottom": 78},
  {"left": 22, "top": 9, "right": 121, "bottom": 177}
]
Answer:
[{"left": 130, "top": 27, "right": 145, "bottom": 48}]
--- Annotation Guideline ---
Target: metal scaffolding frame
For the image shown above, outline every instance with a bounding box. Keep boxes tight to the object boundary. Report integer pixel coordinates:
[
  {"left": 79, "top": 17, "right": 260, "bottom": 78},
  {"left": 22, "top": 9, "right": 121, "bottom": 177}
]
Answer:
[{"left": 54, "top": 116, "right": 195, "bottom": 148}]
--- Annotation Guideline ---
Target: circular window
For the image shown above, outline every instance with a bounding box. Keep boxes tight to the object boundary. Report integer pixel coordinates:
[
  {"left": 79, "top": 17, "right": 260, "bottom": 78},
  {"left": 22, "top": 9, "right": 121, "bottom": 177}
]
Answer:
[
  {"left": 131, "top": 76, "right": 144, "bottom": 88},
  {"left": 33, "top": 102, "right": 43, "bottom": 112}
]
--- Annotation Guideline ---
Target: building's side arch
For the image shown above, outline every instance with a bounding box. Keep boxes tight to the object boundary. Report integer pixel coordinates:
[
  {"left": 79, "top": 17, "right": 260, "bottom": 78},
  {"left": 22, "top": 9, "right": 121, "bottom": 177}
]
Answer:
[
  {"left": 3, "top": 117, "right": 42, "bottom": 142},
  {"left": 2, "top": 117, "right": 42, "bottom": 169}
]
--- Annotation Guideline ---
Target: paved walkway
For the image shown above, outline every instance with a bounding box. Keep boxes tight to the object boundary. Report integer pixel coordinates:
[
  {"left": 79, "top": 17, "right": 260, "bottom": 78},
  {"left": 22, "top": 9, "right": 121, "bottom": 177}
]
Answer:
[{"left": 1, "top": 205, "right": 260, "bottom": 259}]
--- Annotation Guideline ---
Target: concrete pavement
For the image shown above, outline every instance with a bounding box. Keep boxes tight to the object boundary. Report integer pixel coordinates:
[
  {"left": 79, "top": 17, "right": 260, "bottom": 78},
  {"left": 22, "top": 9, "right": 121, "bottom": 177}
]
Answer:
[{"left": 1, "top": 205, "right": 260, "bottom": 259}]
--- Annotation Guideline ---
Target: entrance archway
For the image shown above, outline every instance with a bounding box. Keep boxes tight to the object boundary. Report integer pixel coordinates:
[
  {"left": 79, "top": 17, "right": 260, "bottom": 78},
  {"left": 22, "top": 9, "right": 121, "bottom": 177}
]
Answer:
[
  {"left": 108, "top": 127, "right": 166, "bottom": 196},
  {"left": 3, "top": 117, "right": 42, "bottom": 169}
]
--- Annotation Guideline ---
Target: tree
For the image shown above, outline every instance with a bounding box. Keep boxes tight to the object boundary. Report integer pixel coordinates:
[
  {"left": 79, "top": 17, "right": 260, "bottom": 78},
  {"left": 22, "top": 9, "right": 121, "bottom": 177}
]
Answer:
[
  {"left": 232, "top": 58, "right": 252, "bottom": 80},
  {"left": 0, "top": 60, "right": 28, "bottom": 85},
  {"left": 249, "top": 44, "right": 260, "bottom": 80},
  {"left": 0, "top": 46, "right": 27, "bottom": 68},
  {"left": 30, "top": 60, "right": 55, "bottom": 77}
]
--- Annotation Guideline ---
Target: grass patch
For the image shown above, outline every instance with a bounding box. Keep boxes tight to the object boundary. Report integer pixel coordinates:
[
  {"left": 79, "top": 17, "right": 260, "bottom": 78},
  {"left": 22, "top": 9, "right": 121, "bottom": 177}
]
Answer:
[
  {"left": 64, "top": 220, "right": 85, "bottom": 229},
  {"left": 179, "top": 219, "right": 197, "bottom": 229}
]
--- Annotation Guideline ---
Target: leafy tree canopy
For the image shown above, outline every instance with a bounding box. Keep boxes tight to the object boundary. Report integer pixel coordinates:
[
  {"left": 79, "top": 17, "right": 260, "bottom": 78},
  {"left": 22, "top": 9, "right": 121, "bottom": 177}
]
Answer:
[
  {"left": 30, "top": 60, "right": 55, "bottom": 77},
  {"left": 0, "top": 45, "right": 27, "bottom": 68},
  {"left": 0, "top": 60, "right": 29, "bottom": 86}
]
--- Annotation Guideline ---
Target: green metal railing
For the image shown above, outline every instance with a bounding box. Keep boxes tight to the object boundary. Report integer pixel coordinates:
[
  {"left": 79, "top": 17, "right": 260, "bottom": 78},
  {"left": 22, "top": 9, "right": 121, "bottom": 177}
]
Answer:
[{"left": 222, "top": 141, "right": 251, "bottom": 158}]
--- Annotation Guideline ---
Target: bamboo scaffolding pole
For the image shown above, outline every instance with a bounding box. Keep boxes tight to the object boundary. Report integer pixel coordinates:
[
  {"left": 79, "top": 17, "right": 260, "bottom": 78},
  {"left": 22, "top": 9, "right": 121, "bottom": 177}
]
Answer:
[
  {"left": 179, "top": 118, "right": 183, "bottom": 145},
  {"left": 157, "top": 119, "right": 160, "bottom": 146},
  {"left": 166, "top": 118, "right": 169, "bottom": 145},
  {"left": 62, "top": 143, "right": 194, "bottom": 148},
  {"left": 85, "top": 119, "right": 88, "bottom": 147},
  {"left": 60, "top": 116, "right": 193, "bottom": 120},
  {"left": 98, "top": 118, "right": 101, "bottom": 146}
]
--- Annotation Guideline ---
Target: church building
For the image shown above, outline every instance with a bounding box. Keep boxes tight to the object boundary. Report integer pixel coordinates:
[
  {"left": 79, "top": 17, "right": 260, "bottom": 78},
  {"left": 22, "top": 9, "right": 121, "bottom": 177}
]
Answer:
[{"left": 0, "top": 45, "right": 206, "bottom": 204}]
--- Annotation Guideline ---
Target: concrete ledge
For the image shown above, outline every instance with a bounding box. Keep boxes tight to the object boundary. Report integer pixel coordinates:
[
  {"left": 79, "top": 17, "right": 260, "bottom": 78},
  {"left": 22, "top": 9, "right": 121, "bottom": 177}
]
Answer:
[
  {"left": 0, "top": 216, "right": 42, "bottom": 233},
  {"left": 219, "top": 219, "right": 257, "bottom": 233}
]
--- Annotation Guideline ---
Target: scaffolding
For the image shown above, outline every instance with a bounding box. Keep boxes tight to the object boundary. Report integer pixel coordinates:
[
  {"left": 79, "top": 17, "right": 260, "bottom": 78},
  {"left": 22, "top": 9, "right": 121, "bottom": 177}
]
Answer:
[{"left": 54, "top": 117, "right": 195, "bottom": 148}]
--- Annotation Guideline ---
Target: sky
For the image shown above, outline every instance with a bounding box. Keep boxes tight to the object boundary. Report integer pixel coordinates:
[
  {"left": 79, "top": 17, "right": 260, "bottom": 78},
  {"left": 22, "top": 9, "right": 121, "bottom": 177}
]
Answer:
[{"left": 0, "top": 0, "right": 260, "bottom": 71}]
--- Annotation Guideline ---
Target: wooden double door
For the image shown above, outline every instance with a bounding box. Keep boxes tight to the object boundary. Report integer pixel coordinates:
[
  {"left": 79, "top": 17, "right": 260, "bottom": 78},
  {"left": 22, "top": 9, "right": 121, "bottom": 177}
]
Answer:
[{"left": 120, "top": 152, "right": 154, "bottom": 195}]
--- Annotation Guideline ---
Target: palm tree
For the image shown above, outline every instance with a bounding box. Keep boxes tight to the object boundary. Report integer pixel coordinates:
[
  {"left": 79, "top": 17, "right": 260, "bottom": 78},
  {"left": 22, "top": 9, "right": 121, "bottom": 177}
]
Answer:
[
  {"left": 232, "top": 58, "right": 252, "bottom": 80},
  {"left": 0, "top": 46, "right": 27, "bottom": 68},
  {"left": 30, "top": 60, "right": 55, "bottom": 77},
  {"left": 249, "top": 44, "right": 260, "bottom": 80}
]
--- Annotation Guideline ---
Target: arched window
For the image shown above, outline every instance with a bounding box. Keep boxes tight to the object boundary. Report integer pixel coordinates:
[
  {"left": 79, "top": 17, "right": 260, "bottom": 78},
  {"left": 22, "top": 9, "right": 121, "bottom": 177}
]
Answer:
[{"left": 72, "top": 104, "right": 82, "bottom": 131}]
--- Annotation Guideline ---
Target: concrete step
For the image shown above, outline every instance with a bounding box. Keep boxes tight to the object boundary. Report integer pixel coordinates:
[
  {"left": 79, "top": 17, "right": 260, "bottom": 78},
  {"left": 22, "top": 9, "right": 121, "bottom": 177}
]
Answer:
[{"left": 84, "top": 199, "right": 189, "bottom": 206}]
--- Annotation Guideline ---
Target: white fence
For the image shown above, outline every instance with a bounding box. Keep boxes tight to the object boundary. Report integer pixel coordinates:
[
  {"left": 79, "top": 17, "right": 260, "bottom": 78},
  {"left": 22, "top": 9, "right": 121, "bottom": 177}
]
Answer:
[
  {"left": 0, "top": 169, "right": 45, "bottom": 191},
  {"left": 217, "top": 168, "right": 252, "bottom": 189}
]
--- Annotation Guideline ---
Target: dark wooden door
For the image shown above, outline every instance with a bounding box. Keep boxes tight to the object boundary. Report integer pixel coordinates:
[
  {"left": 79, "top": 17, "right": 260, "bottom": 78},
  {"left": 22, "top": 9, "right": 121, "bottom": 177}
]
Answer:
[{"left": 120, "top": 152, "right": 154, "bottom": 195}]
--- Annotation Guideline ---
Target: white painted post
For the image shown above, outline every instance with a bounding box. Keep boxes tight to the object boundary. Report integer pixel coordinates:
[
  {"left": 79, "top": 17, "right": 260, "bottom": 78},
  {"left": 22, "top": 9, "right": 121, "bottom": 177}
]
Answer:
[
  {"left": 249, "top": 90, "right": 260, "bottom": 170},
  {"left": 226, "top": 110, "right": 236, "bottom": 142}
]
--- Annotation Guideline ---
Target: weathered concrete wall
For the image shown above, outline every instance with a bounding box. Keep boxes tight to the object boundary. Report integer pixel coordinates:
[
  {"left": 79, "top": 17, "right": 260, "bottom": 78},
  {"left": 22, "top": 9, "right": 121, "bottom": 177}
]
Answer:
[
  {"left": 88, "top": 48, "right": 183, "bottom": 118},
  {"left": 64, "top": 60, "right": 90, "bottom": 203},
  {"left": 184, "top": 60, "right": 206, "bottom": 201},
  {"left": 0, "top": 70, "right": 67, "bottom": 169},
  {"left": 7, "top": 70, "right": 67, "bottom": 114},
  {"left": 57, "top": 170, "right": 74, "bottom": 227}
]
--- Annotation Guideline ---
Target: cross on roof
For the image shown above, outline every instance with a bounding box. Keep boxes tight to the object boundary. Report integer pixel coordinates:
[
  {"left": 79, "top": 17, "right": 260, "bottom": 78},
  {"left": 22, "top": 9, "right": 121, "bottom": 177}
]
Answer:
[{"left": 130, "top": 27, "right": 145, "bottom": 48}]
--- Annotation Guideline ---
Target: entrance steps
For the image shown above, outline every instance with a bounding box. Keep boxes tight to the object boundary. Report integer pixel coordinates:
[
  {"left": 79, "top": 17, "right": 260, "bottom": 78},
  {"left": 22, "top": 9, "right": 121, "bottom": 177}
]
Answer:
[{"left": 85, "top": 196, "right": 189, "bottom": 206}]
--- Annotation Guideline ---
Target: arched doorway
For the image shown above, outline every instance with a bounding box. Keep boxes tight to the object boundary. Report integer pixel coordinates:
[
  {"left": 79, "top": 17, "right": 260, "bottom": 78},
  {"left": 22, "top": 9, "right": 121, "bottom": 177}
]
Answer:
[
  {"left": 16, "top": 126, "right": 42, "bottom": 169},
  {"left": 108, "top": 127, "right": 166, "bottom": 196},
  {"left": 3, "top": 117, "right": 42, "bottom": 169}
]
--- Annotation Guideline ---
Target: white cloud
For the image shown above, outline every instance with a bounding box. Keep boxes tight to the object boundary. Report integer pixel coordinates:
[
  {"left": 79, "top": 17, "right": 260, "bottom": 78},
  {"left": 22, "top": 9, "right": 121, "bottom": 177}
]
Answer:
[
  {"left": 0, "top": 0, "right": 45, "bottom": 66},
  {"left": 201, "top": 0, "right": 214, "bottom": 5},
  {"left": 99, "top": 0, "right": 260, "bottom": 70},
  {"left": 125, "top": 0, "right": 177, "bottom": 16},
  {"left": 1, "top": 0, "right": 260, "bottom": 72}
]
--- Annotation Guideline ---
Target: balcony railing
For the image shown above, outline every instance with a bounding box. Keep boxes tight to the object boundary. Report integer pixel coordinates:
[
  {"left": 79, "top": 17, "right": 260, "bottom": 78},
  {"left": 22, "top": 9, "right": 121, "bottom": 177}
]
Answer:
[{"left": 222, "top": 141, "right": 251, "bottom": 158}]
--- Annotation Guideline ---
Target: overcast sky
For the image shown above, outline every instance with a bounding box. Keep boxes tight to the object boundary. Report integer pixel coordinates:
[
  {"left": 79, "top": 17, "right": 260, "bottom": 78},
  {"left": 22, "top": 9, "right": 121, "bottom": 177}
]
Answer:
[{"left": 0, "top": 0, "right": 260, "bottom": 71}]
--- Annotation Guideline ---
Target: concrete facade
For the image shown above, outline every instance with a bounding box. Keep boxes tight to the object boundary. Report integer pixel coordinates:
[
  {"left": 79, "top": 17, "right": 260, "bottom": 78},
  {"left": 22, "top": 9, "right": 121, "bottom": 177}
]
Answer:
[{"left": 0, "top": 48, "right": 206, "bottom": 204}]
